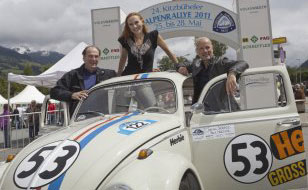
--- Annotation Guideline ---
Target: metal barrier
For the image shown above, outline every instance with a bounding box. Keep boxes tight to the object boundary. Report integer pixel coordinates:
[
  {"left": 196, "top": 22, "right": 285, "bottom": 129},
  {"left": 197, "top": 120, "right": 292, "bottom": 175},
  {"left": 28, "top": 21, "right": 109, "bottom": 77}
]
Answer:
[{"left": 0, "top": 109, "right": 64, "bottom": 161}]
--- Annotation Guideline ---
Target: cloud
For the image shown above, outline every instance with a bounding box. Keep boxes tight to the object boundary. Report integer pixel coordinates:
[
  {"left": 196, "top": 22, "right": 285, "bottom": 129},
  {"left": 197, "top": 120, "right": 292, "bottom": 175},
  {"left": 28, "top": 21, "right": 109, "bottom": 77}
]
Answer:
[
  {"left": 0, "top": 0, "right": 92, "bottom": 52},
  {"left": 0, "top": 0, "right": 306, "bottom": 66},
  {"left": 269, "top": 0, "right": 308, "bottom": 66}
]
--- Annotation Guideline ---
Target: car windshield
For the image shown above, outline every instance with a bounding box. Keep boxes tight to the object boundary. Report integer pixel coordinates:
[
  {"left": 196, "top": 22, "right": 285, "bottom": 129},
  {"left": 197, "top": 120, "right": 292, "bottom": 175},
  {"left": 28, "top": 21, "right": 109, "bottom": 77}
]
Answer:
[{"left": 75, "top": 80, "right": 177, "bottom": 122}]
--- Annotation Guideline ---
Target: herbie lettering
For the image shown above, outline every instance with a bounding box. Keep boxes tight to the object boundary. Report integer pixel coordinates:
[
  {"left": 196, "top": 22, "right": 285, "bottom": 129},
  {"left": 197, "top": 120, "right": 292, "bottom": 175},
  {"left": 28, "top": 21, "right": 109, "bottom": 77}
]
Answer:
[
  {"left": 270, "top": 126, "right": 304, "bottom": 160},
  {"left": 268, "top": 160, "right": 307, "bottom": 186}
]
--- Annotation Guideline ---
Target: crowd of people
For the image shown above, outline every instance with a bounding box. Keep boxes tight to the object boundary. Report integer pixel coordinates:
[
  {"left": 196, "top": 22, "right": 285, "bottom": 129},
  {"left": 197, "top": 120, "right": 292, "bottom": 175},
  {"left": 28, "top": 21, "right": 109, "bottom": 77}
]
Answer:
[{"left": 0, "top": 100, "right": 45, "bottom": 148}]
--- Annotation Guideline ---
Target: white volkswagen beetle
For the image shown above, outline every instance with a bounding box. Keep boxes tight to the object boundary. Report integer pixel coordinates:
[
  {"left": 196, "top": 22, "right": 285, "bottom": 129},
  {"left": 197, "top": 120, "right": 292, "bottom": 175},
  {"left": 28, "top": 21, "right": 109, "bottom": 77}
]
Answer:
[{"left": 0, "top": 66, "right": 306, "bottom": 190}]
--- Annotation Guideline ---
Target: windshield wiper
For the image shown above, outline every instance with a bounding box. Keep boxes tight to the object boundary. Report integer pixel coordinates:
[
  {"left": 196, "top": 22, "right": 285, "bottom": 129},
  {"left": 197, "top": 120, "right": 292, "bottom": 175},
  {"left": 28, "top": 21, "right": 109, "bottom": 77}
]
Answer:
[
  {"left": 127, "top": 108, "right": 145, "bottom": 114},
  {"left": 78, "top": 110, "right": 105, "bottom": 117}
]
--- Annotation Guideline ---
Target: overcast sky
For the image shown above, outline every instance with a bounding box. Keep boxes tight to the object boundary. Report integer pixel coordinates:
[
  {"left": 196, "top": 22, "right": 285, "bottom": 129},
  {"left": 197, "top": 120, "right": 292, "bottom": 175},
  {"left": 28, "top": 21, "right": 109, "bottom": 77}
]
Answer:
[{"left": 0, "top": 0, "right": 307, "bottom": 67}]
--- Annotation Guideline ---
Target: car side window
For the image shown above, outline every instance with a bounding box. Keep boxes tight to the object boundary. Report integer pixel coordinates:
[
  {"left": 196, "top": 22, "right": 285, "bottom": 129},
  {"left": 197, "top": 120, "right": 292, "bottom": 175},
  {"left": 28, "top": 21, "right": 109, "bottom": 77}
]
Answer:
[
  {"left": 202, "top": 80, "right": 240, "bottom": 114},
  {"left": 202, "top": 72, "right": 286, "bottom": 115}
]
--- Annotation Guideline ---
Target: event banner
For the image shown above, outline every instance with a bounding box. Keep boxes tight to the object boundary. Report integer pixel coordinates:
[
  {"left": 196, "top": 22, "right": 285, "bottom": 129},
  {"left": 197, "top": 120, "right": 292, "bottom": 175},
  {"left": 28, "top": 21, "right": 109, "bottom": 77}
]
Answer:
[
  {"left": 139, "top": 1, "right": 240, "bottom": 50},
  {"left": 91, "top": 7, "right": 122, "bottom": 70},
  {"left": 237, "top": 0, "right": 274, "bottom": 68},
  {"left": 237, "top": 0, "right": 276, "bottom": 110}
]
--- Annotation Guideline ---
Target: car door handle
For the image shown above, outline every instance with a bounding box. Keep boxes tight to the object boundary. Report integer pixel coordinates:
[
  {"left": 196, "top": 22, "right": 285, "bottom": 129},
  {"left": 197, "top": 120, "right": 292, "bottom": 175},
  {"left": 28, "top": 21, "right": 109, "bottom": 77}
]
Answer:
[{"left": 277, "top": 118, "right": 300, "bottom": 126}]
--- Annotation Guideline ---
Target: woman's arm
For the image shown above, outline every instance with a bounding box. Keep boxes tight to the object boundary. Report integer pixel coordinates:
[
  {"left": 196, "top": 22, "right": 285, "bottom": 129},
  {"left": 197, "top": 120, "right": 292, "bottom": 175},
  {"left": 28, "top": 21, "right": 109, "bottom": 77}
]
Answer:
[
  {"left": 117, "top": 46, "right": 128, "bottom": 76},
  {"left": 157, "top": 34, "right": 178, "bottom": 65}
]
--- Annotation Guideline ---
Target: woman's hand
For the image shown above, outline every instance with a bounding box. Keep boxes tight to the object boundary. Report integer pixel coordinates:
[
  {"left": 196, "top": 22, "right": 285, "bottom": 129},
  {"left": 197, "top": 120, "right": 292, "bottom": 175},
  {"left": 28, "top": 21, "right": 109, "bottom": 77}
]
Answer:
[
  {"left": 152, "top": 68, "right": 161, "bottom": 72},
  {"left": 178, "top": 67, "right": 188, "bottom": 76}
]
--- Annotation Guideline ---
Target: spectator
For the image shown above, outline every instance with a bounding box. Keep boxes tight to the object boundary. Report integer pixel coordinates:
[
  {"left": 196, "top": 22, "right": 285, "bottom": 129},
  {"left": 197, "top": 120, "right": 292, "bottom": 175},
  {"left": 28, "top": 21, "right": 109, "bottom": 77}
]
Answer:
[
  {"left": 26, "top": 100, "right": 40, "bottom": 140},
  {"left": 294, "top": 84, "right": 305, "bottom": 100},
  {"left": 0, "top": 104, "right": 10, "bottom": 148},
  {"left": 17, "top": 105, "right": 25, "bottom": 128},
  {"left": 47, "top": 101, "right": 56, "bottom": 124},
  {"left": 12, "top": 105, "right": 20, "bottom": 129}
]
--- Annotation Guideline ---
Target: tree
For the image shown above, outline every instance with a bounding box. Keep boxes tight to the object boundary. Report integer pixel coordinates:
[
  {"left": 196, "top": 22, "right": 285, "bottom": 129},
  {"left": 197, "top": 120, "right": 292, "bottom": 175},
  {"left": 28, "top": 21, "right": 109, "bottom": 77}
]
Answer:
[
  {"left": 157, "top": 38, "right": 228, "bottom": 71},
  {"left": 23, "top": 63, "right": 33, "bottom": 75},
  {"left": 0, "top": 77, "right": 7, "bottom": 98},
  {"left": 212, "top": 39, "right": 228, "bottom": 60},
  {"left": 0, "top": 76, "right": 25, "bottom": 99},
  {"left": 158, "top": 56, "right": 188, "bottom": 71}
]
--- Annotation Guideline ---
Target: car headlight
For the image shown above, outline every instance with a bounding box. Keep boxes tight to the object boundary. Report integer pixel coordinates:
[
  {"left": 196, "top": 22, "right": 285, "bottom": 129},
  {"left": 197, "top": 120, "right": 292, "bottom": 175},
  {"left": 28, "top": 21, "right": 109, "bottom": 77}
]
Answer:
[{"left": 105, "top": 184, "right": 132, "bottom": 190}]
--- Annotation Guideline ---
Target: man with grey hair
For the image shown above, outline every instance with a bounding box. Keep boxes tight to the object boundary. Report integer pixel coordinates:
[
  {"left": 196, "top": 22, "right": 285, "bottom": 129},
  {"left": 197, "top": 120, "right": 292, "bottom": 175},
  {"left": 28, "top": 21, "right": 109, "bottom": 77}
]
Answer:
[{"left": 177, "top": 37, "right": 249, "bottom": 105}]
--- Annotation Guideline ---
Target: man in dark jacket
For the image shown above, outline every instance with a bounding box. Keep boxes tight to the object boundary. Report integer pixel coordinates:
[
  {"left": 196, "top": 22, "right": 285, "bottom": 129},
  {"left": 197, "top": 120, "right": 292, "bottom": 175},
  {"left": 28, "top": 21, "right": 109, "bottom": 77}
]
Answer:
[
  {"left": 50, "top": 45, "right": 116, "bottom": 116},
  {"left": 177, "top": 37, "right": 249, "bottom": 106}
]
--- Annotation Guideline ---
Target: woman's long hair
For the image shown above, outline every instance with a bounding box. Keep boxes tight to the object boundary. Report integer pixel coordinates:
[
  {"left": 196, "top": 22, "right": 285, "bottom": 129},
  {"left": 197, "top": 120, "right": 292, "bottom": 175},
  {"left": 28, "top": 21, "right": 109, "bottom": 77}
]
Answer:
[{"left": 120, "top": 12, "right": 148, "bottom": 40}]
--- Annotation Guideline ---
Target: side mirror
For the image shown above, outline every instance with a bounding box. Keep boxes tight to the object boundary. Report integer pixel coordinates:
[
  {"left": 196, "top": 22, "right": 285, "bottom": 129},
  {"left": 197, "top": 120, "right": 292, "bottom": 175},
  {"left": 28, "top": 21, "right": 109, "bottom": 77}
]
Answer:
[
  {"left": 61, "top": 101, "right": 70, "bottom": 127},
  {"left": 191, "top": 103, "right": 204, "bottom": 114},
  {"left": 40, "top": 95, "right": 50, "bottom": 128}
]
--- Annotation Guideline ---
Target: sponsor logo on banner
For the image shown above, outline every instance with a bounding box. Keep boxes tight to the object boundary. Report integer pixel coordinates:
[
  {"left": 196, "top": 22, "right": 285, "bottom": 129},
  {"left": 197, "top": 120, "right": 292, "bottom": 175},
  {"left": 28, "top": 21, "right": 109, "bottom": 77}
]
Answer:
[
  {"left": 260, "top": 36, "right": 270, "bottom": 40},
  {"left": 224, "top": 134, "right": 273, "bottom": 184},
  {"left": 111, "top": 48, "right": 120, "bottom": 53},
  {"left": 240, "top": 5, "right": 267, "bottom": 13},
  {"left": 103, "top": 48, "right": 109, "bottom": 55},
  {"left": 93, "top": 19, "right": 119, "bottom": 26},
  {"left": 101, "top": 48, "right": 120, "bottom": 60},
  {"left": 250, "top": 35, "right": 258, "bottom": 43},
  {"left": 242, "top": 38, "right": 249, "bottom": 43},
  {"left": 102, "top": 48, "right": 119, "bottom": 55},
  {"left": 241, "top": 35, "right": 271, "bottom": 49},
  {"left": 242, "top": 43, "right": 271, "bottom": 50},
  {"left": 270, "top": 126, "right": 305, "bottom": 160},
  {"left": 170, "top": 134, "right": 184, "bottom": 146},
  {"left": 118, "top": 120, "right": 157, "bottom": 135},
  {"left": 268, "top": 160, "right": 307, "bottom": 186},
  {"left": 213, "top": 11, "right": 236, "bottom": 33}
]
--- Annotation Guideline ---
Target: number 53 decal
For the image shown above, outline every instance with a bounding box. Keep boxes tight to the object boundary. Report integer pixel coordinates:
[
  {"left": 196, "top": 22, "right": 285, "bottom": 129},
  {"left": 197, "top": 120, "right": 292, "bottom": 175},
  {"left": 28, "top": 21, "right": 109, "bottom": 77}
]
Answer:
[
  {"left": 14, "top": 140, "right": 80, "bottom": 189},
  {"left": 224, "top": 134, "right": 273, "bottom": 184}
]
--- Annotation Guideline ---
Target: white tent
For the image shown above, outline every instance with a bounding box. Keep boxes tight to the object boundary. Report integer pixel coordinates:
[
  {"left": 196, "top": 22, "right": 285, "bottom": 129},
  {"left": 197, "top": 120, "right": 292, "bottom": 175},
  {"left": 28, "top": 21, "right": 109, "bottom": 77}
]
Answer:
[
  {"left": 0, "top": 94, "right": 7, "bottom": 104},
  {"left": 8, "top": 42, "right": 87, "bottom": 88},
  {"left": 10, "top": 85, "right": 45, "bottom": 104}
]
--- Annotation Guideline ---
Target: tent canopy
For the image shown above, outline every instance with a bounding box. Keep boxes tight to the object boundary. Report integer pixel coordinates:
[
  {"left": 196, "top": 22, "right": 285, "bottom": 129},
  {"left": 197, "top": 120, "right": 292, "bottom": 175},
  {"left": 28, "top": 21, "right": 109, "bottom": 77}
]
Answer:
[
  {"left": 8, "top": 42, "right": 87, "bottom": 88},
  {"left": 10, "top": 85, "right": 45, "bottom": 104},
  {"left": 0, "top": 94, "right": 7, "bottom": 104}
]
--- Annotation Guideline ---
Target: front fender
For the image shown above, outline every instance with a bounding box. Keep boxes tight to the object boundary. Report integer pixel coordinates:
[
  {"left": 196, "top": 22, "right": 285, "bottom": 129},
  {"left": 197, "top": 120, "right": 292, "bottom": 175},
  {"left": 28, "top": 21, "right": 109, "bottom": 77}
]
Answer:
[
  {"left": 0, "top": 162, "right": 10, "bottom": 181},
  {"left": 102, "top": 151, "right": 203, "bottom": 190}
]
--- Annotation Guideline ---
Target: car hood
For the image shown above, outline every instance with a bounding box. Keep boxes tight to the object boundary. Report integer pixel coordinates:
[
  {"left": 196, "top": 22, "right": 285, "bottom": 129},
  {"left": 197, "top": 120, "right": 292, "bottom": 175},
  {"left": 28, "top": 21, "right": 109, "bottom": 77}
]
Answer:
[{"left": 0, "top": 111, "right": 181, "bottom": 190}]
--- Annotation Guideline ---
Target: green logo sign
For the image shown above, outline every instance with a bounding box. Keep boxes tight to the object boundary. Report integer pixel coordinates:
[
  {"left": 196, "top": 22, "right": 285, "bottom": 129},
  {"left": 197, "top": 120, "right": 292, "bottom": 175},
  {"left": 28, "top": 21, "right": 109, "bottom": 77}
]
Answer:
[
  {"left": 103, "top": 48, "right": 109, "bottom": 55},
  {"left": 251, "top": 35, "right": 258, "bottom": 43}
]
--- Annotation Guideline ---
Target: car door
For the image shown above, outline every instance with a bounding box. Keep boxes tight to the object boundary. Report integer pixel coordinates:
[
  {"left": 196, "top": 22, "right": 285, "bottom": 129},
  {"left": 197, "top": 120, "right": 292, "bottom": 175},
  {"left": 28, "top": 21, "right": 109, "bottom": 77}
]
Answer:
[{"left": 189, "top": 66, "right": 307, "bottom": 190}]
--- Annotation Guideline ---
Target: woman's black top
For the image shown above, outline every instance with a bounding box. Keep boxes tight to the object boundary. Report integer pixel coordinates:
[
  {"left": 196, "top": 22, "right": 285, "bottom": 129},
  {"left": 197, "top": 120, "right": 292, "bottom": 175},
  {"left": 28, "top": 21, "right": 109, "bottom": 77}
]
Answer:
[{"left": 118, "top": 30, "right": 158, "bottom": 75}]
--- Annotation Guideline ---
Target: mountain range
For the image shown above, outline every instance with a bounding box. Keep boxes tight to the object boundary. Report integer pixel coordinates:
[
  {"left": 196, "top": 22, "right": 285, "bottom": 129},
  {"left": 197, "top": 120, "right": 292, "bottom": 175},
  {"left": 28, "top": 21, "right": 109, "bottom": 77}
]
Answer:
[{"left": 0, "top": 45, "right": 64, "bottom": 77}]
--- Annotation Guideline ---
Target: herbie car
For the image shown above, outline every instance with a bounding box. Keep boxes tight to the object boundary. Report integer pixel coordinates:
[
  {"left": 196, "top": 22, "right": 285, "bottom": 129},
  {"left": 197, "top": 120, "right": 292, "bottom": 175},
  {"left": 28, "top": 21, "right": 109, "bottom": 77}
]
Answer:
[{"left": 0, "top": 66, "right": 306, "bottom": 189}]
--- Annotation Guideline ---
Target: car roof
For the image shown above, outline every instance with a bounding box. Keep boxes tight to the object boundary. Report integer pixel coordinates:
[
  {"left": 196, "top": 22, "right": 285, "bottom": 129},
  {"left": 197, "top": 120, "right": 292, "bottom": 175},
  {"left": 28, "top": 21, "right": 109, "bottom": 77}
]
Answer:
[{"left": 94, "top": 71, "right": 189, "bottom": 88}]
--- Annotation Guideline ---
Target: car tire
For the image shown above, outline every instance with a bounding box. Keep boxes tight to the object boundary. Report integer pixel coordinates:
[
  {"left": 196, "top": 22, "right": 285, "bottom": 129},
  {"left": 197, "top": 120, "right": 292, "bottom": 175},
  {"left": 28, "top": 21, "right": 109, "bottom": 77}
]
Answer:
[{"left": 179, "top": 171, "right": 201, "bottom": 190}]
